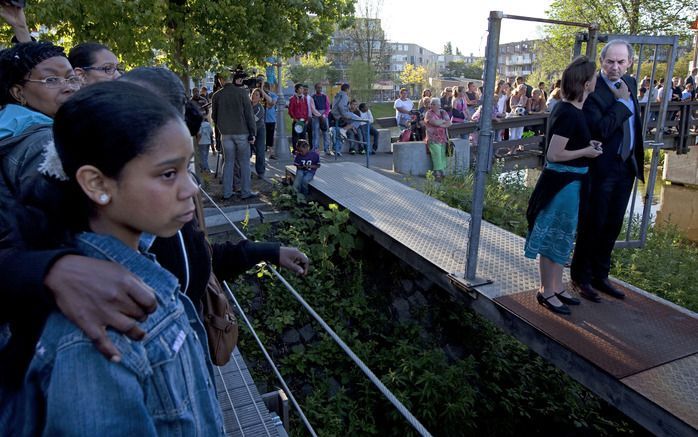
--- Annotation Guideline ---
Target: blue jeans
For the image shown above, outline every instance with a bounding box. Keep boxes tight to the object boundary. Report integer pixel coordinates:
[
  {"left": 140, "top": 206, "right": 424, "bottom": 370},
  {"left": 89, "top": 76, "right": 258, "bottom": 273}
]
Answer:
[
  {"left": 293, "top": 169, "right": 315, "bottom": 195},
  {"left": 312, "top": 116, "right": 331, "bottom": 152},
  {"left": 332, "top": 126, "right": 343, "bottom": 153},
  {"left": 221, "top": 134, "right": 251, "bottom": 197},
  {"left": 198, "top": 143, "right": 211, "bottom": 170}
]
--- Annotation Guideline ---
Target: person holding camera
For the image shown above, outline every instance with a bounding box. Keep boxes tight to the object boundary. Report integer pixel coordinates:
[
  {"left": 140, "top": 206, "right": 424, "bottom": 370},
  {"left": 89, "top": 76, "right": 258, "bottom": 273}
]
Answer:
[
  {"left": 288, "top": 83, "right": 309, "bottom": 151},
  {"left": 212, "top": 69, "right": 258, "bottom": 200}
]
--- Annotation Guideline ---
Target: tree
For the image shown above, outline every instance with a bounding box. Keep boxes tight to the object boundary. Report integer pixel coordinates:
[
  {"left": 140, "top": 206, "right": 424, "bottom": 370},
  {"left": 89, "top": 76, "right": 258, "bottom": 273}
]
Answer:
[
  {"left": 444, "top": 41, "right": 453, "bottom": 55},
  {"left": 17, "top": 0, "right": 355, "bottom": 85},
  {"left": 334, "top": 0, "right": 391, "bottom": 79},
  {"left": 444, "top": 60, "right": 483, "bottom": 79},
  {"left": 347, "top": 60, "right": 376, "bottom": 102},
  {"left": 289, "top": 54, "right": 333, "bottom": 86},
  {"left": 536, "top": 0, "right": 697, "bottom": 81},
  {"left": 399, "top": 63, "right": 427, "bottom": 95},
  {"left": 455, "top": 46, "right": 462, "bottom": 56}
]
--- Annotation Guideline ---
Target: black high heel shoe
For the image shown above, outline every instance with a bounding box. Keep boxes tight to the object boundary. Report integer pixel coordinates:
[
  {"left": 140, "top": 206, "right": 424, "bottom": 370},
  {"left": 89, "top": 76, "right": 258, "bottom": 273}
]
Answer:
[
  {"left": 555, "top": 291, "right": 581, "bottom": 306},
  {"left": 536, "top": 292, "right": 571, "bottom": 315}
]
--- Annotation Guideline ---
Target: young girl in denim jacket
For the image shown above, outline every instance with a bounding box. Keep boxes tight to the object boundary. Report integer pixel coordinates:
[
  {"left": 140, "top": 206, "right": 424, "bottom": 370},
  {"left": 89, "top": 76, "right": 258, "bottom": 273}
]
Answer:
[{"left": 15, "top": 81, "right": 225, "bottom": 436}]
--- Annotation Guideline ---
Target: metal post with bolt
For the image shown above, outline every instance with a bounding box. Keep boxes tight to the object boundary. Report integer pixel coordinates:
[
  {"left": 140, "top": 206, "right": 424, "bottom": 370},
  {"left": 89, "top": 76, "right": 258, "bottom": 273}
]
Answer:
[
  {"left": 465, "top": 10, "right": 502, "bottom": 281},
  {"left": 274, "top": 61, "right": 292, "bottom": 160}
]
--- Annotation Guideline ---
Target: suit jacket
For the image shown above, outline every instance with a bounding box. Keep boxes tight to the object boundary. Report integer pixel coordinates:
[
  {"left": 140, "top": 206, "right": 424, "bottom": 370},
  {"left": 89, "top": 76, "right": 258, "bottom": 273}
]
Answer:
[{"left": 583, "top": 73, "right": 645, "bottom": 182}]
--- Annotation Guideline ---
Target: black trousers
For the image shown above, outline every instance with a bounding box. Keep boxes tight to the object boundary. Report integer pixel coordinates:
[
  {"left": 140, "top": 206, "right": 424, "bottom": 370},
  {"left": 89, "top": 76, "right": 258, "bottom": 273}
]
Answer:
[
  {"left": 265, "top": 122, "right": 275, "bottom": 151},
  {"left": 291, "top": 121, "right": 307, "bottom": 149},
  {"left": 571, "top": 157, "right": 636, "bottom": 284}
]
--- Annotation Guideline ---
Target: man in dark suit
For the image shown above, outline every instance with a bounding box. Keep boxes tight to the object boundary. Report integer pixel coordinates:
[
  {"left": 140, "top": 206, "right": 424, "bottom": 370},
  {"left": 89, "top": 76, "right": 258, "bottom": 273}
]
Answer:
[{"left": 571, "top": 40, "right": 645, "bottom": 301}]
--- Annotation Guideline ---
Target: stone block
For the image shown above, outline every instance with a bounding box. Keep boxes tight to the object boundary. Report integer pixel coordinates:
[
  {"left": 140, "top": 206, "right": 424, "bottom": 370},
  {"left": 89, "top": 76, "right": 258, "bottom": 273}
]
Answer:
[
  {"left": 376, "top": 128, "right": 392, "bottom": 153},
  {"left": 663, "top": 149, "right": 698, "bottom": 186},
  {"left": 446, "top": 138, "right": 471, "bottom": 175},
  {"left": 392, "top": 141, "right": 431, "bottom": 176}
]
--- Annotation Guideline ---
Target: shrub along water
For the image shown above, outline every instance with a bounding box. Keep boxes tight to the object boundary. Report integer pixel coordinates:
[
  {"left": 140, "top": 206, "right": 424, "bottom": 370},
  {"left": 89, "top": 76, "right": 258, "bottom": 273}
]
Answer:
[{"left": 226, "top": 185, "right": 648, "bottom": 436}]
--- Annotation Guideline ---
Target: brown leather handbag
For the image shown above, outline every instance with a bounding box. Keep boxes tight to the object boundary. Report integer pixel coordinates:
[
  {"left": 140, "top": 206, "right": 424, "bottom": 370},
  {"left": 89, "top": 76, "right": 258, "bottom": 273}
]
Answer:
[
  {"left": 202, "top": 270, "right": 238, "bottom": 366},
  {"left": 194, "top": 190, "right": 238, "bottom": 366}
]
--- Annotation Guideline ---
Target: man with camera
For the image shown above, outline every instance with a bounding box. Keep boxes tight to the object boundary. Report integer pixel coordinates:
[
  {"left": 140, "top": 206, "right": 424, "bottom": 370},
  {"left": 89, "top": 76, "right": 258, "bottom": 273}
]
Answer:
[
  {"left": 212, "top": 68, "right": 258, "bottom": 200},
  {"left": 288, "top": 83, "right": 309, "bottom": 150}
]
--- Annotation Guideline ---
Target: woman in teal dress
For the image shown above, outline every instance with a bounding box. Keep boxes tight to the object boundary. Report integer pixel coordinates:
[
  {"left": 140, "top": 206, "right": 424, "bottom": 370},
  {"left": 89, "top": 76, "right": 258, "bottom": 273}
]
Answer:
[{"left": 525, "top": 56, "right": 603, "bottom": 315}]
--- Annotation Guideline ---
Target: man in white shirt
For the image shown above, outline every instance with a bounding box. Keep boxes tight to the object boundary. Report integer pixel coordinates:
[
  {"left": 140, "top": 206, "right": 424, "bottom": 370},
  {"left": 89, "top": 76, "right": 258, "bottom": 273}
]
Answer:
[{"left": 394, "top": 88, "right": 413, "bottom": 128}]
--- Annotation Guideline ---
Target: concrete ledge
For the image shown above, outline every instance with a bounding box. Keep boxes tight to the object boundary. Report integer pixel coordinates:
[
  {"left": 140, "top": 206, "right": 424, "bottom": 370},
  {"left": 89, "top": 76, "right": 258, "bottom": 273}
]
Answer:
[
  {"left": 392, "top": 141, "right": 431, "bottom": 176},
  {"left": 447, "top": 138, "right": 471, "bottom": 175},
  {"left": 204, "top": 206, "right": 261, "bottom": 234},
  {"left": 663, "top": 148, "right": 698, "bottom": 185},
  {"left": 376, "top": 129, "right": 392, "bottom": 153}
]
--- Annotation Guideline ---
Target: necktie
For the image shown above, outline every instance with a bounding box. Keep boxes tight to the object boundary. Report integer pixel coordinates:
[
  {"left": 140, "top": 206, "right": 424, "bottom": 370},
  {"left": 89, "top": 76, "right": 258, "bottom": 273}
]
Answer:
[
  {"left": 614, "top": 81, "right": 633, "bottom": 161},
  {"left": 620, "top": 119, "right": 632, "bottom": 161}
]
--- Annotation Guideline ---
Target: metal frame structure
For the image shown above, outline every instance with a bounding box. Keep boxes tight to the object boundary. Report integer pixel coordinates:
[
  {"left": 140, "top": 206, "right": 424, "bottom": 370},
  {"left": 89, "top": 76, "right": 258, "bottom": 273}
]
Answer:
[{"left": 466, "top": 11, "right": 680, "bottom": 280}]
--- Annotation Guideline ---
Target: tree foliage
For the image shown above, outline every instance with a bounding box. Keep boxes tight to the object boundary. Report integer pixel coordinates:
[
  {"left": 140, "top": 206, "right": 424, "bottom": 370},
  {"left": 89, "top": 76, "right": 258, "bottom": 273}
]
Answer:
[
  {"left": 331, "top": 0, "right": 391, "bottom": 80},
  {"left": 289, "top": 54, "right": 333, "bottom": 87},
  {"left": 399, "top": 63, "right": 428, "bottom": 96},
  {"left": 444, "top": 60, "right": 484, "bottom": 79},
  {"left": 19, "top": 0, "right": 354, "bottom": 80},
  {"left": 443, "top": 41, "right": 453, "bottom": 55},
  {"left": 399, "top": 63, "right": 427, "bottom": 86},
  {"left": 347, "top": 60, "right": 375, "bottom": 102}
]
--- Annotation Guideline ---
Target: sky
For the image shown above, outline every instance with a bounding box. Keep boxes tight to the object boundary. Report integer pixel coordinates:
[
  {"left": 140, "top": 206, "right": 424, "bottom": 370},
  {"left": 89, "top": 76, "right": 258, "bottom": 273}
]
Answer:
[{"left": 377, "top": 0, "right": 554, "bottom": 56}]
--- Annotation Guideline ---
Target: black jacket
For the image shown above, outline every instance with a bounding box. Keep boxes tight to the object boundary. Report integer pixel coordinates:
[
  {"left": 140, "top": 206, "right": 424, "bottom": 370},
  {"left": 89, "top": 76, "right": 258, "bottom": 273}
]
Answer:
[{"left": 583, "top": 73, "right": 645, "bottom": 182}]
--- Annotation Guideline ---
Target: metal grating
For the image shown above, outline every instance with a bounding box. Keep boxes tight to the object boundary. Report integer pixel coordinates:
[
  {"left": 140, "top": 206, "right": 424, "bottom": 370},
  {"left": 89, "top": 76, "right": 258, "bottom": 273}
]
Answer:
[
  {"left": 495, "top": 282, "right": 698, "bottom": 378},
  {"left": 622, "top": 353, "right": 698, "bottom": 430},
  {"left": 307, "top": 162, "right": 471, "bottom": 275},
  {"left": 215, "top": 348, "right": 286, "bottom": 437},
  {"left": 302, "top": 162, "right": 563, "bottom": 297}
]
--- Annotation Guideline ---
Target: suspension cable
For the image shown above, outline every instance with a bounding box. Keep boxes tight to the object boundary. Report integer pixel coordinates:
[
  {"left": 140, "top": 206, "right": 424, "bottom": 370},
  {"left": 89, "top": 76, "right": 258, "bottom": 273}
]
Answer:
[
  {"left": 222, "top": 281, "right": 318, "bottom": 437},
  {"left": 201, "top": 187, "right": 433, "bottom": 436}
]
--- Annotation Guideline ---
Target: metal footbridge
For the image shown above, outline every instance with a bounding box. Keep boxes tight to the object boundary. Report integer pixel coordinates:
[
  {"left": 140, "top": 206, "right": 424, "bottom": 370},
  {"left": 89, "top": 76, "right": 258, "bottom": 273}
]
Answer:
[{"left": 287, "top": 161, "right": 698, "bottom": 437}]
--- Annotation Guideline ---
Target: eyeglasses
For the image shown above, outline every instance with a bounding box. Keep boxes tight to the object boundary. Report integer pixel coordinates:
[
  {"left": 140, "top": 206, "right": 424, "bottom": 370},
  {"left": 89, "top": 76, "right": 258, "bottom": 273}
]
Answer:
[
  {"left": 25, "top": 76, "right": 82, "bottom": 89},
  {"left": 81, "top": 64, "right": 126, "bottom": 75}
]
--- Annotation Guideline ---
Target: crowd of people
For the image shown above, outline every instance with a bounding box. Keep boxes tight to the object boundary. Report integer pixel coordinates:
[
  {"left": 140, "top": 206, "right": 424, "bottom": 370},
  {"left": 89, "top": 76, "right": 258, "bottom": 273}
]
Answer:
[{"left": 0, "top": 4, "right": 311, "bottom": 435}]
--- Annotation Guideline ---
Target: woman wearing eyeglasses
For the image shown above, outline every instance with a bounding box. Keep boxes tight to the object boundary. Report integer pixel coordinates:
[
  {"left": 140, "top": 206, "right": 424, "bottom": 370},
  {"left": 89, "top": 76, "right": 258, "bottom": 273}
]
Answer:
[
  {"left": 69, "top": 42, "right": 124, "bottom": 85},
  {"left": 0, "top": 41, "right": 81, "bottom": 396}
]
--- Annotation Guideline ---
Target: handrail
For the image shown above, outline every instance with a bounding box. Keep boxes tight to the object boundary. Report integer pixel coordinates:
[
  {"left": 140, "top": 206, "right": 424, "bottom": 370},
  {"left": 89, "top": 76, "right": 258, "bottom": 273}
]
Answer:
[
  {"left": 447, "top": 101, "right": 698, "bottom": 151},
  {"left": 200, "top": 188, "right": 433, "bottom": 437}
]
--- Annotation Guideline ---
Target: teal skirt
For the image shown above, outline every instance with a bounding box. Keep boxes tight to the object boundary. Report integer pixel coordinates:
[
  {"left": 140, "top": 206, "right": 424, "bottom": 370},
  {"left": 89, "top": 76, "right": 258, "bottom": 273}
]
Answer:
[{"left": 524, "top": 163, "right": 587, "bottom": 265}]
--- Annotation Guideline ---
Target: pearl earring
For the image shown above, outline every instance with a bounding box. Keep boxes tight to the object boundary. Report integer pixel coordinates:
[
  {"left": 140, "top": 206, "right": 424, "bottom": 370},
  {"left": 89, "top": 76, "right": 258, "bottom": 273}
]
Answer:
[{"left": 98, "top": 193, "right": 110, "bottom": 204}]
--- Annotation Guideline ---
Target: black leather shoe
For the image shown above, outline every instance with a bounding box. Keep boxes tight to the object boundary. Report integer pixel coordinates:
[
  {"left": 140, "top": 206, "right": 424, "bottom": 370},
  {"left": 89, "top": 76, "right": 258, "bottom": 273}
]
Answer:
[
  {"left": 591, "top": 278, "right": 625, "bottom": 299},
  {"left": 536, "top": 292, "right": 571, "bottom": 315},
  {"left": 555, "top": 291, "right": 581, "bottom": 305},
  {"left": 573, "top": 281, "right": 601, "bottom": 302}
]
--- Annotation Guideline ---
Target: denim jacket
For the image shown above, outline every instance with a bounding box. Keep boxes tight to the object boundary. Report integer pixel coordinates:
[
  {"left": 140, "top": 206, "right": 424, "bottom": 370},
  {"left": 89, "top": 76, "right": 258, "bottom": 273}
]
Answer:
[{"left": 13, "top": 232, "right": 225, "bottom": 437}]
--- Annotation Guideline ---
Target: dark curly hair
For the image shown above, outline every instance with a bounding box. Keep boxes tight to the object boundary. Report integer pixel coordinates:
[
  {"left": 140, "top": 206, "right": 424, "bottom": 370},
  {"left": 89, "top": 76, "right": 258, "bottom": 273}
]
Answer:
[{"left": 0, "top": 42, "right": 67, "bottom": 106}]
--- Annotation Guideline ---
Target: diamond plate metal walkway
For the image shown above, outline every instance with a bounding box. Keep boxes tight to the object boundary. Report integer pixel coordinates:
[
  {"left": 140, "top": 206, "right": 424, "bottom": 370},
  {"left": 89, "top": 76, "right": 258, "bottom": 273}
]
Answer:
[
  {"left": 288, "top": 162, "right": 698, "bottom": 437},
  {"left": 215, "top": 348, "right": 287, "bottom": 437}
]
